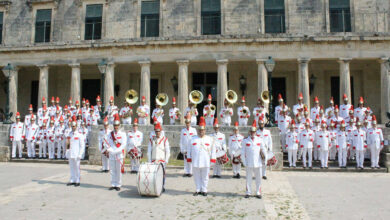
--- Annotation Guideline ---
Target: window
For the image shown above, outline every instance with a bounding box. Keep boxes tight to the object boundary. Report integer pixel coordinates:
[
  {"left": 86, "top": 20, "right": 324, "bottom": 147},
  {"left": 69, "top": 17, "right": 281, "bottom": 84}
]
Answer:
[
  {"left": 141, "top": 0, "right": 160, "bottom": 37},
  {"left": 201, "top": 0, "right": 221, "bottom": 35},
  {"left": 85, "top": 4, "right": 102, "bottom": 40},
  {"left": 329, "top": 0, "right": 351, "bottom": 32},
  {"left": 0, "top": 12, "right": 3, "bottom": 44},
  {"left": 330, "top": 76, "right": 354, "bottom": 106},
  {"left": 35, "top": 9, "right": 51, "bottom": 43},
  {"left": 264, "top": 0, "right": 285, "bottom": 33}
]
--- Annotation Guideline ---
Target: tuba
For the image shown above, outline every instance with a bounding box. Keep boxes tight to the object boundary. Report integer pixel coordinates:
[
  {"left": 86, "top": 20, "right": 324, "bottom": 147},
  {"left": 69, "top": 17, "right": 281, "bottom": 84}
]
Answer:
[
  {"left": 156, "top": 93, "right": 169, "bottom": 106},
  {"left": 125, "top": 89, "right": 139, "bottom": 104},
  {"left": 261, "top": 91, "right": 270, "bottom": 104},
  {"left": 189, "top": 90, "right": 203, "bottom": 105},
  {"left": 225, "top": 90, "right": 237, "bottom": 107}
]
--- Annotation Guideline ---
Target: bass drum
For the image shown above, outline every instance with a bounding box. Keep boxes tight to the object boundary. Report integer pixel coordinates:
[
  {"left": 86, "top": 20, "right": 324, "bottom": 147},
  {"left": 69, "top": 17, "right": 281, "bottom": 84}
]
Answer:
[{"left": 137, "top": 163, "right": 164, "bottom": 197}]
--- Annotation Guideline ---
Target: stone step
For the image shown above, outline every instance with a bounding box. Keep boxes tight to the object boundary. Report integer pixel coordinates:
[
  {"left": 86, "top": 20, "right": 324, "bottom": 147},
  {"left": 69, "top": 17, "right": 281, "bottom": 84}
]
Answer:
[
  {"left": 283, "top": 166, "right": 387, "bottom": 172},
  {"left": 9, "top": 158, "right": 89, "bottom": 165},
  {"left": 282, "top": 159, "right": 375, "bottom": 167}
]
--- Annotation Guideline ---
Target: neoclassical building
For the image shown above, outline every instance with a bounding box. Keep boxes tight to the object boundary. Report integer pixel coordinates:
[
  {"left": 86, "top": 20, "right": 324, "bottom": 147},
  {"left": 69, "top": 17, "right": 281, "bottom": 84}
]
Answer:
[{"left": 0, "top": 0, "right": 390, "bottom": 124}]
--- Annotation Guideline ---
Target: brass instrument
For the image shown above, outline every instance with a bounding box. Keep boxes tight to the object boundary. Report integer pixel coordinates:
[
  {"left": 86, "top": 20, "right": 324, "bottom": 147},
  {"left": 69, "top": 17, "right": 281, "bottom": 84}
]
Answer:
[
  {"left": 156, "top": 93, "right": 169, "bottom": 106},
  {"left": 225, "top": 90, "right": 238, "bottom": 108},
  {"left": 189, "top": 90, "right": 203, "bottom": 105},
  {"left": 137, "top": 107, "right": 146, "bottom": 118},
  {"left": 125, "top": 89, "right": 139, "bottom": 105},
  {"left": 190, "top": 107, "right": 197, "bottom": 116},
  {"left": 207, "top": 104, "right": 216, "bottom": 116},
  {"left": 123, "top": 107, "right": 133, "bottom": 118},
  {"left": 261, "top": 91, "right": 270, "bottom": 104},
  {"left": 242, "top": 108, "right": 248, "bottom": 117},
  {"left": 175, "top": 109, "right": 182, "bottom": 118}
]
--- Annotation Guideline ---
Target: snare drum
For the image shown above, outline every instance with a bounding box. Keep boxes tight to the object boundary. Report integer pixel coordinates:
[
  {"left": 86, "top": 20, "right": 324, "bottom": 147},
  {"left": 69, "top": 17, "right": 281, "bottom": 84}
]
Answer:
[
  {"left": 137, "top": 163, "right": 164, "bottom": 197},
  {"left": 266, "top": 151, "right": 277, "bottom": 166},
  {"left": 217, "top": 153, "right": 229, "bottom": 165}
]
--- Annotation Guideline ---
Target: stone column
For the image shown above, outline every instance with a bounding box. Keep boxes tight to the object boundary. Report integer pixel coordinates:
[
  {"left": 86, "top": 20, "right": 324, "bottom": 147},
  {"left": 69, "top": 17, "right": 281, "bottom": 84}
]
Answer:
[
  {"left": 104, "top": 62, "right": 115, "bottom": 108},
  {"left": 177, "top": 60, "right": 189, "bottom": 124},
  {"left": 69, "top": 63, "right": 81, "bottom": 104},
  {"left": 379, "top": 57, "right": 390, "bottom": 123},
  {"left": 256, "top": 58, "right": 269, "bottom": 108},
  {"left": 8, "top": 67, "right": 18, "bottom": 121},
  {"left": 37, "top": 65, "right": 49, "bottom": 108},
  {"left": 139, "top": 61, "right": 151, "bottom": 124},
  {"left": 217, "top": 59, "right": 228, "bottom": 120},
  {"left": 338, "top": 58, "right": 352, "bottom": 104},
  {"left": 297, "top": 58, "right": 311, "bottom": 107}
]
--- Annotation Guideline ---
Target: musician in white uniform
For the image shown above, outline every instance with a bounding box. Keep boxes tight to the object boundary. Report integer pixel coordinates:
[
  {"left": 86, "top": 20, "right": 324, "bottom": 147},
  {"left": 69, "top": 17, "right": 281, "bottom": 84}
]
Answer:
[
  {"left": 180, "top": 116, "right": 197, "bottom": 177},
  {"left": 98, "top": 117, "right": 111, "bottom": 172},
  {"left": 25, "top": 115, "right": 38, "bottom": 158},
  {"left": 184, "top": 101, "right": 198, "bottom": 126},
  {"left": 10, "top": 112, "right": 25, "bottom": 159},
  {"left": 203, "top": 94, "right": 215, "bottom": 126},
  {"left": 119, "top": 101, "right": 133, "bottom": 125},
  {"left": 210, "top": 118, "right": 227, "bottom": 178},
  {"left": 256, "top": 116, "right": 272, "bottom": 179},
  {"left": 367, "top": 115, "right": 384, "bottom": 169},
  {"left": 37, "top": 97, "right": 46, "bottom": 119},
  {"left": 55, "top": 117, "right": 66, "bottom": 159},
  {"left": 237, "top": 96, "right": 250, "bottom": 126},
  {"left": 336, "top": 120, "right": 348, "bottom": 168},
  {"left": 277, "top": 107, "right": 291, "bottom": 153},
  {"left": 106, "top": 96, "right": 119, "bottom": 125},
  {"left": 127, "top": 118, "right": 144, "bottom": 173},
  {"left": 107, "top": 114, "right": 127, "bottom": 191},
  {"left": 340, "top": 94, "right": 352, "bottom": 119},
  {"left": 228, "top": 122, "right": 244, "bottom": 178},
  {"left": 169, "top": 97, "right": 180, "bottom": 125},
  {"left": 310, "top": 96, "right": 320, "bottom": 122},
  {"left": 241, "top": 120, "right": 266, "bottom": 199},
  {"left": 286, "top": 120, "right": 299, "bottom": 167},
  {"left": 352, "top": 119, "right": 367, "bottom": 169},
  {"left": 253, "top": 99, "right": 267, "bottom": 126},
  {"left": 293, "top": 93, "right": 304, "bottom": 117},
  {"left": 187, "top": 117, "right": 216, "bottom": 196},
  {"left": 298, "top": 119, "right": 314, "bottom": 169},
  {"left": 24, "top": 104, "right": 34, "bottom": 129},
  {"left": 148, "top": 122, "right": 170, "bottom": 192},
  {"left": 137, "top": 96, "right": 150, "bottom": 125},
  {"left": 152, "top": 103, "right": 164, "bottom": 125},
  {"left": 275, "top": 94, "right": 288, "bottom": 123},
  {"left": 94, "top": 95, "right": 103, "bottom": 118},
  {"left": 316, "top": 121, "right": 331, "bottom": 169},
  {"left": 65, "top": 119, "right": 85, "bottom": 187},
  {"left": 354, "top": 97, "right": 367, "bottom": 123},
  {"left": 219, "top": 99, "right": 233, "bottom": 126},
  {"left": 325, "top": 97, "right": 335, "bottom": 119}
]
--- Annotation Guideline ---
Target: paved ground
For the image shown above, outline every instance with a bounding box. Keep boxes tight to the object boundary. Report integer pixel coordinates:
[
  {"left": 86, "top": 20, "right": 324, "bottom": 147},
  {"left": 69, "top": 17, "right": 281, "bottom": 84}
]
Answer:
[{"left": 0, "top": 163, "right": 389, "bottom": 220}]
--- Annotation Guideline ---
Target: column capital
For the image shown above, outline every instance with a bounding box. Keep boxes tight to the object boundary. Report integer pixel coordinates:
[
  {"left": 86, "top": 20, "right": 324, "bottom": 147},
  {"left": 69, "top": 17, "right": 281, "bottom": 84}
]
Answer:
[
  {"left": 378, "top": 57, "right": 390, "bottom": 64},
  {"left": 68, "top": 63, "right": 80, "bottom": 68},
  {"left": 256, "top": 58, "right": 268, "bottom": 64},
  {"left": 297, "top": 58, "right": 311, "bottom": 63},
  {"left": 176, "top": 59, "right": 190, "bottom": 66},
  {"left": 138, "top": 60, "right": 151, "bottom": 66},
  {"left": 338, "top": 58, "right": 353, "bottom": 63},
  {"left": 216, "top": 59, "right": 229, "bottom": 65}
]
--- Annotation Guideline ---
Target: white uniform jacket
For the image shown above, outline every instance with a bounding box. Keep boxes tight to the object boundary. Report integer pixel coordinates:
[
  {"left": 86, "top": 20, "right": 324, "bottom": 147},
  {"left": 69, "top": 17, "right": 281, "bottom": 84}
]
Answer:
[
  {"left": 275, "top": 105, "right": 288, "bottom": 123},
  {"left": 256, "top": 129, "right": 273, "bottom": 151},
  {"left": 293, "top": 103, "right": 304, "bottom": 117},
  {"left": 67, "top": 131, "right": 85, "bottom": 159},
  {"left": 180, "top": 127, "right": 197, "bottom": 154},
  {"left": 148, "top": 136, "right": 170, "bottom": 163},
  {"left": 55, "top": 125, "right": 66, "bottom": 142},
  {"left": 25, "top": 124, "right": 39, "bottom": 141},
  {"left": 98, "top": 128, "right": 112, "bottom": 153},
  {"left": 46, "top": 126, "right": 56, "bottom": 144},
  {"left": 106, "top": 130, "right": 127, "bottom": 160},
  {"left": 228, "top": 134, "right": 244, "bottom": 157},
  {"left": 340, "top": 104, "right": 352, "bottom": 119},
  {"left": 184, "top": 107, "right": 198, "bottom": 124},
  {"left": 152, "top": 108, "right": 164, "bottom": 124},
  {"left": 137, "top": 105, "right": 150, "bottom": 119},
  {"left": 210, "top": 132, "right": 227, "bottom": 156},
  {"left": 285, "top": 131, "right": 299, "bottom": 150},
  {"left": 169, "top": 107, "right": 180, "bottom": 124},
  {"left": 277, "top": 115, "right": 291, "bottom": 134},
  {"left": 127, "top": 130, "right": 143, "bottom": 152},
  {"left": 336, "top": 130, "right": 348, "bottom": 149},
  {"left": 10, "top": 122, "right": 25, "bottom": 141},
  {"left": 315, "top": 131, "right": 331, "bottom": 151},
  {"left": 188, "top": 135, "right": 216, "bottom": 168},
  {"left": 366, "top": 128, "right": 384, "bottom": 149},
  {"left": 352, "top": 129, "right": 367, "bottom": 151},
  {"left": 354, "top": 107, "right": 367, "bottom": 123},
  {"left": 241, "top": 136, "right": 266, "bottom": 168},
  {"left": 219, "top": 107, "right": 233, "bottom": 124},
  {"left": 237, "top": 106, "right": 251, "bottom": 120},
  {"left": 298, "top": 129, "right": 314, "bottom": 149},
  {"left": 203, "top": 104, "right": 216, "bottom": 119},
  {"left": 310, "top": 106, "right": 320, "bottom": 122}
]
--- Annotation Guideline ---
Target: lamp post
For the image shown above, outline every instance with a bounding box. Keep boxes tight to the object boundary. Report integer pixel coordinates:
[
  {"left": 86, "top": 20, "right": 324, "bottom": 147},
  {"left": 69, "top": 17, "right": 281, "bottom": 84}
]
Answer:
[
  {"left": 2, "top": 63, "right": 14, "bottom": 124},
  {"left": 97, "top": 59, "right": 108, "bottom": 123},
  {"left": 170, "top": 76, "right": 178, "bottom": 94},
  {"left": 265, "top": 57, "right": 276, "bottom": 127}
]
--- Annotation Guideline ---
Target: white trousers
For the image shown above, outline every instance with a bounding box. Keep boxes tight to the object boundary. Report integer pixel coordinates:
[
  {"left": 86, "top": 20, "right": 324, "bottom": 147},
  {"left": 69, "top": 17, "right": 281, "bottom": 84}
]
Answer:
[
  {"left": 101, "top": 154, "right": 110, "bottom": 171},
  {"left": 280, "top": 133, "right": 287, "bottom": 153},
  {"left": 320, "top": 150, "right": 329, "bottom": 168},
  {"left": 130, "top": 157, "right": 139, "bottom": 171},
  {"left": 213, "top": 163, "right": 222, "bottom": 176},
  {"left": 39, "top": 141, "right": 47, "bottom": 158},
  {"left": 69, "top": 158, "right": 81, "bottom": 183},
  {"left": 109, "top": 159, "right": 123, "bottom": 187},
  {"left": 205, "top": 117, "right": 214, "bottom": 126},
  {"left": 288, "top": 149, "right": 297, "bottom": 167},
  {"left": 313, "top": 143, "right": 319, "bottom": 160},
  {"left": 56, "top": 140, "right": 66, "bottom": 159},
  {"left": 184, "top": 157, "right": 192, "bottom": 174},
  {"left": 47, "top": 141, "right": 55, "bottom": 159},
  {"left": 246, "top": 167, "right": 262, "bottom": 196},
  {"left": 138, "top": 117, "right": 148, "bottom": 125},
  {"left": 302, "top": 148, "right": 313, "bottom": 167},
  {"left": 169, "top": 118, "right": 176, "bottom": 125},
  {"left": 232, "top": 163, "right": 241, "bottom": 175},
  {"left": 27, "top": 141, "right": 35, "bottom": 158},
  {"left": 122, "top": 118, "right": 132, "bottom": 125},
  {"left": 356, "top": 150, "right": 365, "bottom": 168},
  {"left": 193, "top": 167, "right": 210, "bottom": 193},
  {"left": 297, "top": 147, "right": 303, "bottom": 160},
  {"left": 239, "top": 118, "right": 248, "bottom": 126},
  {"left": 338, "top": 148, "right": 348, "bottom": 167},
  {"left": 190, "top": 117, "right": 197, "bottom": 126},
  {"left": 370, "top": 146, "right": 381, "bottom": 167},
  {"left": 329, "top": 144, "right": 337, "bottom": 160},
  {"left": 12, "top": 141, "right": 23, "bottom": 158},
  {"left": 349, "top": 148, "right": 355, "bottom": 160}
]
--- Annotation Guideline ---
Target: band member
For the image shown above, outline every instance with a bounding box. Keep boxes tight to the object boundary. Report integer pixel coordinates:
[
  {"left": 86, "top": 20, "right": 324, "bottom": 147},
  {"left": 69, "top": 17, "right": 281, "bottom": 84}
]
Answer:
[
  {"left": 119, "top": 101, "right": 133, "bottom": 125},
  {"left": 55, "top": 97, "right": 62, "bottom": 114},
  {"left": 229, "top": 122, "right": 244, "bottom": 178},
  {"left": 127, "top": 118, "right": 143, "bottom": 173},
  {"left": 180, "top": 115, "right": 197, "bottom": 177},
  {"left": 68, "top": 97, "right": 76, "bottom": 115},
  {"left": 328, "top": 120, "right": 338, "bottom": 161},
  {"left": 293, "top": 93, "right": 304, "bottom": 117},
  {"left": 210, "top": 118, "right": 227, "bottom": 178},
  {"left": 53, "top": 106, "right": 62, "bottom": 127},
  {"left": 74, "top": 100, "right": 81, "bottom": 117},
  {"left": 316, "top": 120, "right": 331, "bottom": 169},
  {"left": 169, "top": 97, "right": 181, "bottom": 125},
  {"left": 38, "top": 121, "right": 47, "bottom": 158},
  {"left": 81, "top": 99, "right": 89, "bottom": 120},
  {"left": 299, "top": 119, "right": 314, "bottom": 169},
  {"left": 148, "top": 122, "right": 170, "bottom": 192},
  {"left": 49, "top": 97, "right": 57, "bottom": 117},
  {"left": 37, "top": 97, "right": 46, "bottom": 118},
  {"left": 241, "top": 120, "right": 266, "bottom": 199},
  {"left": 86, "top": 107, "right": 98, "bottom": 145},
  {"left": 286, "top": 120, "right": 298, "bottom": 168},
  {"left": 253, "top": 99, "right": 267, "bottom": 126},
  {"left": 312, "top": 115, "right": 321, "bottom": 161},
  {"left": 367, "top": 116, "right": 384, "bottom": 169},
  {"left": 66, "top": 118, "right": 85, "bottom": 187},
  {"left": 184, "top": 101, "right": 198, "bottom": 126},
  {"left": 325, "top": 97, "right": 335, "bottom": 119},
  {"left": 38, "top": 105, "right": 50, "bottom": 127},
  {"left": 340, "top": 94, "right": 352, "bottom": 119},
  {"left": 363, "top": 108, "right": 373, "bottom": 129},
  {"left": 187, "top": 117, "right": 216, "bottom": 196},
  {"left": 352, "top": 119, "right": 367, "bottom": 169},
  {"left": 203, "top": 94, "right": 215, "bottom": 126},
  {"left": 310, "top": 96, "right": 320, "bottom": 121},
  {"left": 220, "top": 99, "right": 233, "bottom": 126},
  {"left": 277, "top": 106, "right": 291, "bottom": 153},
  {"left": 24, "top": 104, "right": 34, "bottom": 129},
  {"left": 25, "top": 115, "right": 38, "bottom": 158},
  {"left": 55, "top": 116, "right": 66, "bottom": 159},
  {"left": 330, "top": 106, "right": 343, "bottom": 128},
  {"left": 79, "top": 120, "right": 89, "bottom": 159},
  {"left": 10, "top": 112, "right": 25, "bottom": 159},
  {"left": 152, "top": 103, "right": 164, "bottom": 125},
  {"left": 256, "top": 116, "right": 272, "bottom": 179},
  {"left": 237, "top": 96, "right": 250, "bottom": 126},
  {"left": 98, "top": 117, "right": 111, "bottom": 172},
  {"left": 275, "top": 94, "right": 288, "bottom": 123},
  {"left": 47, "top": 117, "right": 56, "bottom": 160},
  {"left": 354, "top": 97, "right": 367, "bottom": 123},
  {"left": 346, "top": 117, "right": 356, "bottom": 160},
  {"left": 107, "top": 96, "right": 119, "bottom": 125},
  {"left": 107, "top": 114, "right": 127, "bottom": 191},
  {"left": 336, "top": 120, "right": 348, "bottom": 168},
  {"left": 137, "top": 96, "right": 150, "bottom": 125}
]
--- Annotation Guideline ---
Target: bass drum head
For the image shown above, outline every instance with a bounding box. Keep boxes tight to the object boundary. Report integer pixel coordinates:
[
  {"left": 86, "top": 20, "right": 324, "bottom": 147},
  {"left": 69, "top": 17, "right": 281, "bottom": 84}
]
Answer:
[
  {"left": 137, "top": 163, "right": 164, "bottom": 197},
  {"left": 154, "top": 163, "right": 164, "bottom": 196}
]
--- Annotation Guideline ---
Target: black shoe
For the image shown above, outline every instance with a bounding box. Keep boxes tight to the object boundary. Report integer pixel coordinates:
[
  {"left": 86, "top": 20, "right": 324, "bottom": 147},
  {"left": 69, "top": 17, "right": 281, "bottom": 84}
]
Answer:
[
  {"left": 232, "top": 175, "right": 237, "bottom": 179},
  {"left": 66, "top": 182, "right": 75, "bottom": 186},
  {"left": 183, "top": 174, "right": 188, "bottom": 177},
  {"left": 244, "top": 195, "right": 250, "bottom": 198},
  {"left": 321, "top": 167, "right": 324, "bottom": 169},
  {"left": 262, "top": 176, "right": 267, "bottom": 180},
  {"left": 74, "top": 183, "right": 80, "bottom": 187},
  {"left": 309, "top": 167, "right": 313, "bottom": 170},
  {"left": 101, "top": 170, "right": 106, "bottom": 173},
  {"left": 193, "top": 192, "right": 199, "bottom": 196},
  {"left": 162, "top": 188, "right": 165, "bottom": 193},
  {"left": 256, "top": 195, "right": 262, "bottom": 199},
  {"left": 109, "top": 187, "right": 115, "bottom": 190},
  {"left": 202, "top": 192, "right": 207, "bottom": 196},
  {"left": 237, "top": 173, "right": 240, "bottom": 179},
  {"left": 115, "top": 187, "right": 120, "bottom": 191},
  {"left": 325, "top": 167, "right": 329, "bottom": 169},
  {"left": 216, "top": 175, "right": 221, "bottom": 179},
  {"left": 211, "top": 175, "right": 217, "bottom": 178}
]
